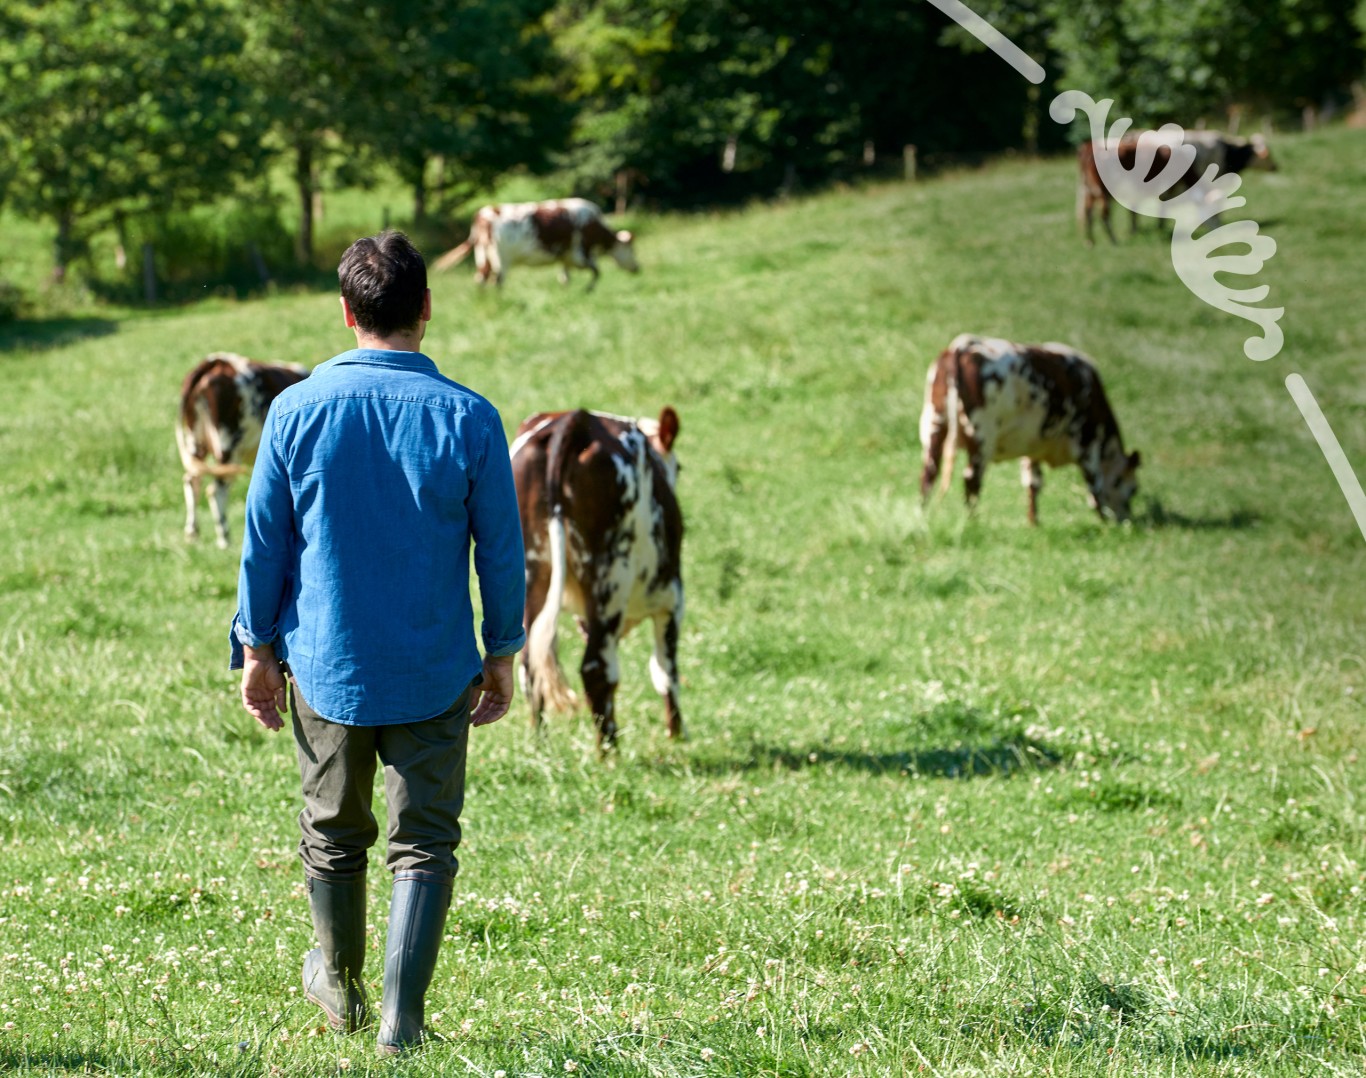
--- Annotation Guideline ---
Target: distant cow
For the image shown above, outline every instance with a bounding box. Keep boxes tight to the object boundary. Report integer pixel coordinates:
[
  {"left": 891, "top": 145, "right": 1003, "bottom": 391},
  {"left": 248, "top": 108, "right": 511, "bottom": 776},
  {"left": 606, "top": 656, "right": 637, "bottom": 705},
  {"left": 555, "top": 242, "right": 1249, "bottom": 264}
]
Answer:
[
  {"left": 176, "top": 352, "right": 309, "bottom": 548},
  {"left": 1078, "top": 130, "right": 1275, "bottom": 244},
  {"left": 433, "top": 198, "right": 639, "bottom": 290},
  {"left": 511, "top": 407, "right": 683, "bottom": 748},
  {"left": 919, "top": 334, "right": 1140, "bottom": 524}
]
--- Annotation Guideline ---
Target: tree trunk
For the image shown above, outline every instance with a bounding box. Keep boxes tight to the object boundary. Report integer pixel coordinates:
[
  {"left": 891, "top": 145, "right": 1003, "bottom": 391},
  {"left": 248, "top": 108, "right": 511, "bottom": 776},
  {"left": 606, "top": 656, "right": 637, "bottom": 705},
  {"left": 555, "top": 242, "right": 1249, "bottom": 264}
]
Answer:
[
  {"left": 248, "top": 242, "right": 271, "bottom": 285},
  {"left": 412, "top": 155, "right": 427, "bottom": 228},
  {"left": 294, "top": 139, "right": 314, "bottom": 267},
  {"left": 432, "top": 155, "right": 446, "bottom": 201},
  {"left": 52, "top": 211, "right": 75, "bottom": 284},
  {"left": 142, "top": 243, "right": 158, "bottom": 305},
  {"left": 114, "top": 212, "right": 129, "bottom": 271},
  {"left": 1022, "top": 83, "right": 1040, "bottom": 155}
]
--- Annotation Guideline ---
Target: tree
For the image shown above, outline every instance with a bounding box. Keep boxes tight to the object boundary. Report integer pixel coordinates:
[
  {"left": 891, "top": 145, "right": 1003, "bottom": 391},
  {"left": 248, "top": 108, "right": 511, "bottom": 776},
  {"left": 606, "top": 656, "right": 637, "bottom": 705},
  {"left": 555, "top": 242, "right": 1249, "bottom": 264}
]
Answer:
[
  {"left": 547, "top": 0, "right": 1043, "bottom": 206},
  {"left": 347, "top": 0, "right": 573, "bottom": 227},
  {"left": 1048, "top": 0, "right": 1363, "bottom": 127},
  {"left": 237, "top": 2, "right": 376, "bottom": 266},
  {"left": 0, "top": 0, "right": 268, "bottom": 282}
]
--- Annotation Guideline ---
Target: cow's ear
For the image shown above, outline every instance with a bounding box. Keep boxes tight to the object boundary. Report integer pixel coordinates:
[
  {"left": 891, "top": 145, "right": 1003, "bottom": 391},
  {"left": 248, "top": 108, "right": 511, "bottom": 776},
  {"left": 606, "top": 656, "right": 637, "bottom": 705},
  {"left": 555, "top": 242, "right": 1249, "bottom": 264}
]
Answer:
[
  {"left": 658, "top": 406, "right": 680, "bottom": 451},
  {"left": 1129, "top": 450, "right": 1142, "bottom": 468}
]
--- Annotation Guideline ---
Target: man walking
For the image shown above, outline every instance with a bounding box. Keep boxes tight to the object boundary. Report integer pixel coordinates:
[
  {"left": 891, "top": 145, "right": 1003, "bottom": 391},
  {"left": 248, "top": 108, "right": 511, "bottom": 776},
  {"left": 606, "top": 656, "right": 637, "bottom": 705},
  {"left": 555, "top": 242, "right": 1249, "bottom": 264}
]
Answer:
[{"left": 230, "top": 231, "right": 525, "bottom": 1055}]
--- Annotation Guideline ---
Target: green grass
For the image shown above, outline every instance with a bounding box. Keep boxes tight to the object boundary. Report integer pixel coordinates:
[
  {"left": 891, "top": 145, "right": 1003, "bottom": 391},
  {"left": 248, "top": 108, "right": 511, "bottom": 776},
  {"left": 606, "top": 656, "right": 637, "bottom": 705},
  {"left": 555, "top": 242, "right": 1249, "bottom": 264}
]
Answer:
[{"left": 2, "top": 124, "right": 1365, "bottom": 1075}]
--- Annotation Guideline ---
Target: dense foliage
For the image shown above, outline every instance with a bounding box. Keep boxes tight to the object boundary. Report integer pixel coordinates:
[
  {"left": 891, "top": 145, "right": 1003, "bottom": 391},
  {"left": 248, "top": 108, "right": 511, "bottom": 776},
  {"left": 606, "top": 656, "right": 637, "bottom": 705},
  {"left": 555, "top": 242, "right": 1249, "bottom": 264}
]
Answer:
[{"left": 0, "top": 0, "right": 1360, "bottom": 285}]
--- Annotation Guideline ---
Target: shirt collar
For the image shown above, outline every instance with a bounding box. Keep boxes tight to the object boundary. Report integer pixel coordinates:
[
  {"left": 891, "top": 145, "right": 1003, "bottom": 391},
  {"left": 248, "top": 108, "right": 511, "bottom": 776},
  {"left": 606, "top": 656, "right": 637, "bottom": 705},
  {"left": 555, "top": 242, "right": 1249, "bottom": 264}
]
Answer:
[{"left": 326, "top": 348, "right": 437, "bottom": 373}]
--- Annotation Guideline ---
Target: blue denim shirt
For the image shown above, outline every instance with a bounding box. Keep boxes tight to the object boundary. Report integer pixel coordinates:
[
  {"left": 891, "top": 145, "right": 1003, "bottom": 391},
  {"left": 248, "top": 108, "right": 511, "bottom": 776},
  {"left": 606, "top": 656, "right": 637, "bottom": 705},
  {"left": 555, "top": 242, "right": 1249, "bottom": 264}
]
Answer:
[{"left": 229, "top": 348, "right": 526, "bottom": 725}]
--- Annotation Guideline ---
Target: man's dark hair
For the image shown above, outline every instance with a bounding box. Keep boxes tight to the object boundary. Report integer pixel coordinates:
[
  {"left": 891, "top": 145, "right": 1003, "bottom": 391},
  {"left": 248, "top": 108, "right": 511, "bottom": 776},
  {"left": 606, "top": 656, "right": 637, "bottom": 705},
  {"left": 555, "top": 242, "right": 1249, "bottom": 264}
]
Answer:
[{"left": 338, "top": 231, "right": 428, "bottom": 338}]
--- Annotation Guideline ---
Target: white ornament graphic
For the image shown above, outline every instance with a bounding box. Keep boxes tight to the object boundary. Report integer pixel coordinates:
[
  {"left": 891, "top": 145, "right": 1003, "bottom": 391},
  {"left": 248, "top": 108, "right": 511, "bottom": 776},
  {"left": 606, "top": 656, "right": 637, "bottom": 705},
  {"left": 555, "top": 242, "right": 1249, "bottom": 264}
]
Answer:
[{"left": 1050, "top": 90, "right": 1284, "bottom": 362}]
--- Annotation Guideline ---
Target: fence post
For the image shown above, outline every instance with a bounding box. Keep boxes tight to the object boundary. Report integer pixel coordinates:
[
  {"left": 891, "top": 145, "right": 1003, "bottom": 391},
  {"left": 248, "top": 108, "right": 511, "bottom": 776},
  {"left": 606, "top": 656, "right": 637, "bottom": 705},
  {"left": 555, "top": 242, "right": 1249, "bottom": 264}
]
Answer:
[{"left": 903, "top": 144, "right": 917, "bottom": 182}]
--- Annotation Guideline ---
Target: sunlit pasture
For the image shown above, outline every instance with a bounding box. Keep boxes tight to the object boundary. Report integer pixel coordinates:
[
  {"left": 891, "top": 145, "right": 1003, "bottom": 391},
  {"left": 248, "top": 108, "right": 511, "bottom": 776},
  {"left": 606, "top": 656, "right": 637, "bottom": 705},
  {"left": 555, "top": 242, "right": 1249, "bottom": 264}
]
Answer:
[{"left": 1, "top": 126, "right": 1364, "bottom": 1076}]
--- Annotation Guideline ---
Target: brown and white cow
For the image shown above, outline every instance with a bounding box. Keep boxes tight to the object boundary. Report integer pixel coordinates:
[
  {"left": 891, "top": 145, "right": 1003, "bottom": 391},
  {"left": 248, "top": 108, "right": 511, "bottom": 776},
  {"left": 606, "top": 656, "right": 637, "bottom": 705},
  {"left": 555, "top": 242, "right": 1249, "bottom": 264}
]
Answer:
[
  {"left": 919, "top": 335, "right": 1140, "bottom": 524},
  {"left": 432, "top": 198, "right": 639, "bottom": 290},
  {"left": 1078, "top": 130, "right": 1275, "bottom": 244},
  {"left": 511, "top": 407, "right": 683, "bottom": 748},
  {"left": 175, "top": 352, "right": 309, "bottom": 548}
]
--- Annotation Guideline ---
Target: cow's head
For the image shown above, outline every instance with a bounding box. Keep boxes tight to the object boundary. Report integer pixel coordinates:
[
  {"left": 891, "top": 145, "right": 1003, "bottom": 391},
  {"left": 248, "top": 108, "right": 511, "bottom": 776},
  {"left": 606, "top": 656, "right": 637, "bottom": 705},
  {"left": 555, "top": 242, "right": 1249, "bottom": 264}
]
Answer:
[
  {"left": 637, "top": 406, "right": 681, "bottom": 488},
  {"left": 1093, "top": 446, "right": 1141, "bottom": 522},
  {"left": 1249, "top": 133, "right": 1277, "bottom": 171},
  {"left": 612, "top": 231, "right": 640, "bottom": 274}
]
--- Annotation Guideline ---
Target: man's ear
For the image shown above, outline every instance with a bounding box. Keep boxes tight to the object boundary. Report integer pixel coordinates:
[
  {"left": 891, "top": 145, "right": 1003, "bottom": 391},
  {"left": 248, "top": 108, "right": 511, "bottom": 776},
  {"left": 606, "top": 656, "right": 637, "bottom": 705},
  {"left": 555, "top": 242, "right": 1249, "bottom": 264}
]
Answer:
[
  {"left": 340, "top": 295, "right": 358, "bottom": 329},
  {"left": 422, "top": 288, "right": 432, "bottom": 322}
]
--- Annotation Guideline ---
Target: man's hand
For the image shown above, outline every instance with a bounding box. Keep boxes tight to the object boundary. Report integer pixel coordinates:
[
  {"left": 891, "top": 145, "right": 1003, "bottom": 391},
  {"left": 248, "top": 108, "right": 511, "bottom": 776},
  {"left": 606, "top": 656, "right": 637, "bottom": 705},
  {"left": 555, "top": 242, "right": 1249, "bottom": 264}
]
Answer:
[
  {"left": 469, "top": 653, "right": 517, "bottom": 727},
  {"left": 241, "top": 643, "right": 287, "bottom": 731}
]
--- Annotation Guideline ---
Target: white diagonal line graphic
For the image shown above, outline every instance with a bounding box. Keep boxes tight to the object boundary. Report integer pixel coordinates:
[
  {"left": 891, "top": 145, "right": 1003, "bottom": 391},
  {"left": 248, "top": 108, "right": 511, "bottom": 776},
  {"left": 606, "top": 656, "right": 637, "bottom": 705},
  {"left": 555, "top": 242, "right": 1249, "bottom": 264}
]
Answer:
[
  {"left": 1285, "top": 374, "right": 1366, "bottom": 543},
  {"left": 923, "top": 0, "right": 1045, "bottom": 84}
]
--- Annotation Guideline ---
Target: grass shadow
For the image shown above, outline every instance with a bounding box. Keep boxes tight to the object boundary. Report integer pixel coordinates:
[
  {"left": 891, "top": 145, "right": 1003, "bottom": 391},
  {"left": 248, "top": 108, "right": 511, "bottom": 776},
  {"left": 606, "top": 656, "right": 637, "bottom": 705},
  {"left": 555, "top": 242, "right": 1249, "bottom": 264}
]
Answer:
[
  {"left": 0, "top": 1046, "right": 262, "bottom": 1077},
  {"left": 0, "top": 316, "right": 118, "bottom": 354},
  {"left": 676, "top": 735, "right": 1064, "bottom": 780},
  {"left": 1139, "top": 496, "right": 1260, "bottom": 531}
]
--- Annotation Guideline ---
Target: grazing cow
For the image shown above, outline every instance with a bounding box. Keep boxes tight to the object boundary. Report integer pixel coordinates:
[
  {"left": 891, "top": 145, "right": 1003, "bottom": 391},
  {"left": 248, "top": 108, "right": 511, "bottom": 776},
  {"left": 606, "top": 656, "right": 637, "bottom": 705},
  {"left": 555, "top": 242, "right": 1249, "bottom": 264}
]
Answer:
[
  {"left": 1077, "top": 130, "right": 1276, "bottom": 244},
  {"left": 432, "top": 198, "right": 639, "bottom": 290},
  {"left": 176, "top": 352, "right": 309, "bottom": 548},
  {"left": 511, "top": 407, "right": 683, "bottom": 748},
  {"left": 919, "top": 334, "right": 1140, "bottom": 524}
]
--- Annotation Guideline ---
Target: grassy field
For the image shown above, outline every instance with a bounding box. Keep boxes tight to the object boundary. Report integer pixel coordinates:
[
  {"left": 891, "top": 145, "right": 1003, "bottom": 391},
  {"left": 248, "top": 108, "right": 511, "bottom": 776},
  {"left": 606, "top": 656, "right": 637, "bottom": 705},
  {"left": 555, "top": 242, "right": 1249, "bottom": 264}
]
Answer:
[{"left": 1, "top": 124, "right": 1364, "bottom": 1076}]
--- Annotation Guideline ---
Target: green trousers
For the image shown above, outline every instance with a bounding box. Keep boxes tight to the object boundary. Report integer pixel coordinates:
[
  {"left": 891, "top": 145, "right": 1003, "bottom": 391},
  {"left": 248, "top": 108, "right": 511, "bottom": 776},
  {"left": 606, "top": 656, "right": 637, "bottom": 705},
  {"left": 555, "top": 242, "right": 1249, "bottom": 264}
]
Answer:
[{"left": 289, "top": 677, "right": 475, "bottom": 881}]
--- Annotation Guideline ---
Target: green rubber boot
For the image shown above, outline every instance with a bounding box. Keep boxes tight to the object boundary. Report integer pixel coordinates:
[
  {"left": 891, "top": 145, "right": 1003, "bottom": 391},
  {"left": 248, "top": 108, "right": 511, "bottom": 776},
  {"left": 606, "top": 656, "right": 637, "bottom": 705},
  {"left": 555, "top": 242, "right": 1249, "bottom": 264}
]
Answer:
[
  {"left": 376, "top": 871, "right": 452, "bottom": 1057},
  {"left": 302, "top": 872, "right": 370, "bottom": 1033}
]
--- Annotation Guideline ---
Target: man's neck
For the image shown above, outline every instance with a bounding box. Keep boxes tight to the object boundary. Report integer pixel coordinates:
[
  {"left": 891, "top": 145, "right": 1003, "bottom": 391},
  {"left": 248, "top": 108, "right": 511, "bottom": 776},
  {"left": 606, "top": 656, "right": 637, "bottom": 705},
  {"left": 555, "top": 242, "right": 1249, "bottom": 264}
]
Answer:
[{"left": 352, "top": 328, "right": 424, "bottom": 353}]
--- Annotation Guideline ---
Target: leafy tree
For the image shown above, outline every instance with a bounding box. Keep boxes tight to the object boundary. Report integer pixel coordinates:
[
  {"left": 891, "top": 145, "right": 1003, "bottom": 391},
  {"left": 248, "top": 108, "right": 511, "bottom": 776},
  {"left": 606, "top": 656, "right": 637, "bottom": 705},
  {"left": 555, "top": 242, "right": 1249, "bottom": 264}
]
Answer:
[
  {"left": 237, "top": 2, "right": 377, "bottom": 266},
  {"left": 0, "top": 0, "right": 267, "bottom": 282},
  {"left": 346, "top": 0, "right": 572, "bottom": 228},
  {"left": 546, "top": 0, "right": 1046, "bottom": 205},
  {"left": 1048, "top": 0, "right": 1363, "bottom": 127}
]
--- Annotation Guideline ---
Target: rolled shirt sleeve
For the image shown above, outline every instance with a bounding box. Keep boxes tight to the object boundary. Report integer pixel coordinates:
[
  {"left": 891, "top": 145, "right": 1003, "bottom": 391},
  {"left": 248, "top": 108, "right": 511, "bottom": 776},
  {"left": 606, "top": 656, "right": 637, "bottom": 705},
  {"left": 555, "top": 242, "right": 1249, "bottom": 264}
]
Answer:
[{"left": 469, "top": 414, "right": 527, "bottom": 657}]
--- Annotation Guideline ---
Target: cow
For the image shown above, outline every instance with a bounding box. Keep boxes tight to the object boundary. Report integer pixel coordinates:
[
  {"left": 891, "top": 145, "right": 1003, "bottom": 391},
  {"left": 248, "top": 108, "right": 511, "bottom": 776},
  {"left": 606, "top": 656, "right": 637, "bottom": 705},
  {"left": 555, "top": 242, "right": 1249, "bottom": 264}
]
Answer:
[
  {"left": 1078, "top": 130, "right": 1276, "bottom": 244},
  {"left": 176, "top": 352, "right": 309, "bottom": 548},
  {"left": 511, "top": 407, "right": 683, "bottom": 749},
  {"left": 432, "top": 198, "right": 639, "bottom": 290},
  {"left": 919, "top": 334, "right": 1140, "bottom": 525}
]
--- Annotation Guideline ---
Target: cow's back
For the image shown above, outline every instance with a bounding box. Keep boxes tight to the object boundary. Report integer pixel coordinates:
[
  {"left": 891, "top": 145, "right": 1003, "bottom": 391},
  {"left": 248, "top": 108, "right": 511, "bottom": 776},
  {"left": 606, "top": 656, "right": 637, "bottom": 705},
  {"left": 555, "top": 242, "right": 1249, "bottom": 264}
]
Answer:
[
  {"left": 512, "top": 410, "right": 681, "bottom": 621},
  {"left": 948, "top": 335, "right": 1114, "bottom": 466}
]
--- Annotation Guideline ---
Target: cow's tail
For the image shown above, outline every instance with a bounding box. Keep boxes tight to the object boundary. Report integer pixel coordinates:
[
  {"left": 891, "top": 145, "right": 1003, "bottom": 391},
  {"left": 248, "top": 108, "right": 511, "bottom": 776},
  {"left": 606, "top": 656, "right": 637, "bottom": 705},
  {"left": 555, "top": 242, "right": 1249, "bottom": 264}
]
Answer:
[
  {"left": 919, "top": 344, "right": 963, "bottom": 496},
  {"left": 432, "top": 236, "right": 475, "bottom": 272},
  {"left": 525, "top": 410, "right": 594, "bottom": 714},
  {"left": 937, "top": 346, "right": 963, "bottom": 494}
]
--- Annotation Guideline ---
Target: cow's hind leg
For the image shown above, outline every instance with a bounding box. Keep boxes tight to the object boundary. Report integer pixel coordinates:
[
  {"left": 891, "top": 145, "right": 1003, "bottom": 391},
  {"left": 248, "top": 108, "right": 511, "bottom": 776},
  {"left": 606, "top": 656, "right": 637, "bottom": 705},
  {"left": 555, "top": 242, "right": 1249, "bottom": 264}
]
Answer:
[
  {"left": 1021, "top": 459, "right": 1044, "bottom": 526},
  {"left": 581, "top": 617, "right": 622, "bottom": 749},
  {"left": 1099, "top": 194, "right": 1117, "bottom": 245},
  {"left": 210, "top": 479, "right": 232, "bottom": 549},
  {"left": 650, "top": 608, "right": 683, "bottom": 740},
  {"left": 183, "top": 473, "right": 202, "bottom": 541},
  {"left": 920, "top": 413, "right": 949, "bottom": 502},
  {"left": 962, "top": 438, "right": 987, "bottom": 512}
]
